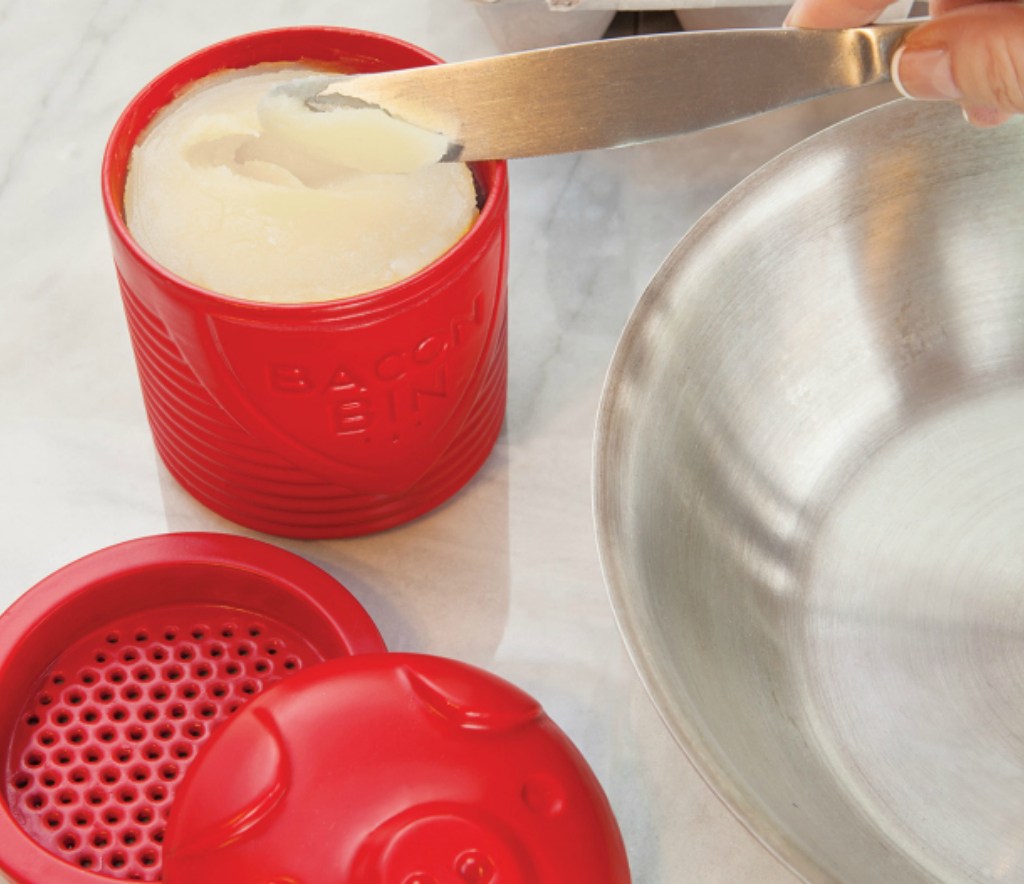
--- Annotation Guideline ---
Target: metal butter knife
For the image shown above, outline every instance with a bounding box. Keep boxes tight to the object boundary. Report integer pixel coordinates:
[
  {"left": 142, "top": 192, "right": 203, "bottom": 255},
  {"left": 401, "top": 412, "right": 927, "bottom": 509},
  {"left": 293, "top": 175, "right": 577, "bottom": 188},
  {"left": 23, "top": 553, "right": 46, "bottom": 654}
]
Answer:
[{"left": 308, "top": 23, "right": 917, "bottom": 162}]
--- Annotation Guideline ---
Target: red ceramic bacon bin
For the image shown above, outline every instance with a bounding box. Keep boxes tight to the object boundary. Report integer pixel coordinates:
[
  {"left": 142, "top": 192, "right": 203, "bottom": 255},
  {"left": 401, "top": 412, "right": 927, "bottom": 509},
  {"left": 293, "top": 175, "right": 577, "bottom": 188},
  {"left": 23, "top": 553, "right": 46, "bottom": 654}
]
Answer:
[
  {"left": 0, "top": 533, "right": 385, "bottom": 883},
  {"left": 102, "top": 28, "right": 510, "bottom": 538}
]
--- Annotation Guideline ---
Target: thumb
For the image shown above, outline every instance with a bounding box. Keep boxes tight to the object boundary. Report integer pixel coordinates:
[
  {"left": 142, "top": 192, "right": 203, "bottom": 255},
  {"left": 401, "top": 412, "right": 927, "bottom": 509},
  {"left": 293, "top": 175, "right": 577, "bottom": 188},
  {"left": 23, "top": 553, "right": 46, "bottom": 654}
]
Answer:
[{"left": 894, "top": 3, "right": 1024, "bottom": 124}]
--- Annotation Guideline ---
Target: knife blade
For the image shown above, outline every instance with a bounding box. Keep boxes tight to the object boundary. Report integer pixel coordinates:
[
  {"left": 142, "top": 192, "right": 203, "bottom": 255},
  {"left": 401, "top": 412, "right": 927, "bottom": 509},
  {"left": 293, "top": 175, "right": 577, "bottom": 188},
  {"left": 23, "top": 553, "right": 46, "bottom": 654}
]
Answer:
[{"left": 307, "top": 24, "right": 916, "bottom": 162}]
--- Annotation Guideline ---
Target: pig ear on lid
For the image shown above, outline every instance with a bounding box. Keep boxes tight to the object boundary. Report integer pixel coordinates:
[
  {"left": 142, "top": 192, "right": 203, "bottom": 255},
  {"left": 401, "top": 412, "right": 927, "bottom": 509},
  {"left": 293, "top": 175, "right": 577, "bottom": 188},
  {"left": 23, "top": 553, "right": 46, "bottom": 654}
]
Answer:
[{"left": 400, "top": 656, "right": 543, "bottom": 731}]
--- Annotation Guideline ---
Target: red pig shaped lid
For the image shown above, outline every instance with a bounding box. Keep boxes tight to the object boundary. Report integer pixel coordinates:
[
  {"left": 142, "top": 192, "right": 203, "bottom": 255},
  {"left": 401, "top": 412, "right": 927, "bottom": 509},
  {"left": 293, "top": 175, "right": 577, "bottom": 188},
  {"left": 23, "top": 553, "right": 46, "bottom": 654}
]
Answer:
[{"left": 162, "top": 653, "right": 632, "bottom": 884}]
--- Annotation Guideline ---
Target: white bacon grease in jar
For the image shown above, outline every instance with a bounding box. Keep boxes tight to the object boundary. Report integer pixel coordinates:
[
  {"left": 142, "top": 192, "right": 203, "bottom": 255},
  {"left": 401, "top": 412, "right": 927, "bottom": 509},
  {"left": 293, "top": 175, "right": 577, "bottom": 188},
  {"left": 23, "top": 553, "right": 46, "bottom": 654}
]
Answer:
[{"left": 124, "top": 66, "right": 478, "bottom": 303}]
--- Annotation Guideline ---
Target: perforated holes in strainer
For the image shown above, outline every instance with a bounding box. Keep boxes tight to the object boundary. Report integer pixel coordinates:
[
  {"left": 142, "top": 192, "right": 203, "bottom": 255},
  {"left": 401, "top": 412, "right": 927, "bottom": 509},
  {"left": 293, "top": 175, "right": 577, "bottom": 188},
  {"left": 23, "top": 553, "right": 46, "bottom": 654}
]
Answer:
[{"left": 6, "top": 606, "right": 323, "bottom": 881}]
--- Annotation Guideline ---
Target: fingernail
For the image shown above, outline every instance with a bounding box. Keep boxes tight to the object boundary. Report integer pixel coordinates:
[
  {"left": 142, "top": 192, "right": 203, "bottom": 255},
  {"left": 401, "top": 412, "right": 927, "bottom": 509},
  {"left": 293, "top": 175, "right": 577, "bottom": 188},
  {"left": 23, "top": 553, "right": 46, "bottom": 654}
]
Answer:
[
  {"left": 892, "top": 45, "right": 962, "bottom": 101},
  {"left": 962, "top": 105, "right": 1012, "bottom": 128},
  {"left": 782, "top": 0, "right": 802, "bottom": 26}
]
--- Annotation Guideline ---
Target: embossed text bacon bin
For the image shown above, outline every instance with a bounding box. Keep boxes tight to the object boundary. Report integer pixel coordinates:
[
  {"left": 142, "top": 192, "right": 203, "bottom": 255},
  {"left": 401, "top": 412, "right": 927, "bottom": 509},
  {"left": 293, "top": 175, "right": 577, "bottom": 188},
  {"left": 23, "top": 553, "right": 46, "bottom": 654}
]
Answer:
[{"left": 102, "top": 27, "right": 509, "bottom": 538}]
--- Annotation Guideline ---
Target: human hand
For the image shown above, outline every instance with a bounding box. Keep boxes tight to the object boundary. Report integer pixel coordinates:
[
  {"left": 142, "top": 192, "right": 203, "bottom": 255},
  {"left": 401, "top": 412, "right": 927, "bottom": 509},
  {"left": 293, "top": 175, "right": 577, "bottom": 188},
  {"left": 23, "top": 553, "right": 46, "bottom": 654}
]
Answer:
[{"left": 785, "top": 0, "right": 1024, "bottom": 126}]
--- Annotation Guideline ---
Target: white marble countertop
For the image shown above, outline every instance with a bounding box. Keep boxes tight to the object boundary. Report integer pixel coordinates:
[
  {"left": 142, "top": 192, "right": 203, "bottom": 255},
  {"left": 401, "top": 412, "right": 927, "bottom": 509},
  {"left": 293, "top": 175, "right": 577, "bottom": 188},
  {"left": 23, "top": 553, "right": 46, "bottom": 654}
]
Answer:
[{"left": 0, "top": 2, "right": 901, "bottom": 880}]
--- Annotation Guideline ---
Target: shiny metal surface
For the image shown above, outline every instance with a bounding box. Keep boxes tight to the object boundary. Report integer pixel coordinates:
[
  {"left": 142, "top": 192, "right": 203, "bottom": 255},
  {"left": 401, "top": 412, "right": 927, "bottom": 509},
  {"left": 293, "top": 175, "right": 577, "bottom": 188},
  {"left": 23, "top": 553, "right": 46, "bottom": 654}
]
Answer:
[
  {"left": 312, "top": 24, "right": 915, "bottom": 161},
  {"left": 595, "top": 101, "right": 1024, "bottom": 883}
]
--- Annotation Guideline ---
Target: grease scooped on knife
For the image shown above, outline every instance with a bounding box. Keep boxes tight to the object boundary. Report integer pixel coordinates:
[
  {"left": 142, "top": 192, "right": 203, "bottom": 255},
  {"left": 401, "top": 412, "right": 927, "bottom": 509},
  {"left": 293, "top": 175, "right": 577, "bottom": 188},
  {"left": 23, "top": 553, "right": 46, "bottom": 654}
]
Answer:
[{"left": 259, "top": 75, "right": 455, "bottom": 174}]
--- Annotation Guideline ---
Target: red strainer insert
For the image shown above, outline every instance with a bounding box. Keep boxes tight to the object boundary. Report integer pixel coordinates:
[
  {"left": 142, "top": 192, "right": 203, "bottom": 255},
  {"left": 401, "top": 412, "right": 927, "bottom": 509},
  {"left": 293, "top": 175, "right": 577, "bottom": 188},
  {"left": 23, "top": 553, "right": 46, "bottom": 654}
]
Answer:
[
  {"left": 0, "top": 534, "right": 385, "bottom": 884},
  {"left": 7, "top": 607, "right": 327, "bottom": 879}
]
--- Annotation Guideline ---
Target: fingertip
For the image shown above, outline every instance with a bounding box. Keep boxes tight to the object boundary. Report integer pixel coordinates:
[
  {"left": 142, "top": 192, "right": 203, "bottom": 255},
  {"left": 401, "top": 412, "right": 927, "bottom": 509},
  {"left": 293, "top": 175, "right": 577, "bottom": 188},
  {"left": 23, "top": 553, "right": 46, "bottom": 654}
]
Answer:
[
  {"left": 784, "top": 0, "right": 898, "bottom": 28},
  {"left": 891, "top": 44, "right": 961, "bottom": 100},
  {"left": 962, "top": 105, "right": 1013, "bottom": 127},
  {"left": 903, "top": 4, "right": 1024, "bottom": 116},
  {"left": 783, "top": 0, "right": 810, "bottom": 28}
]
